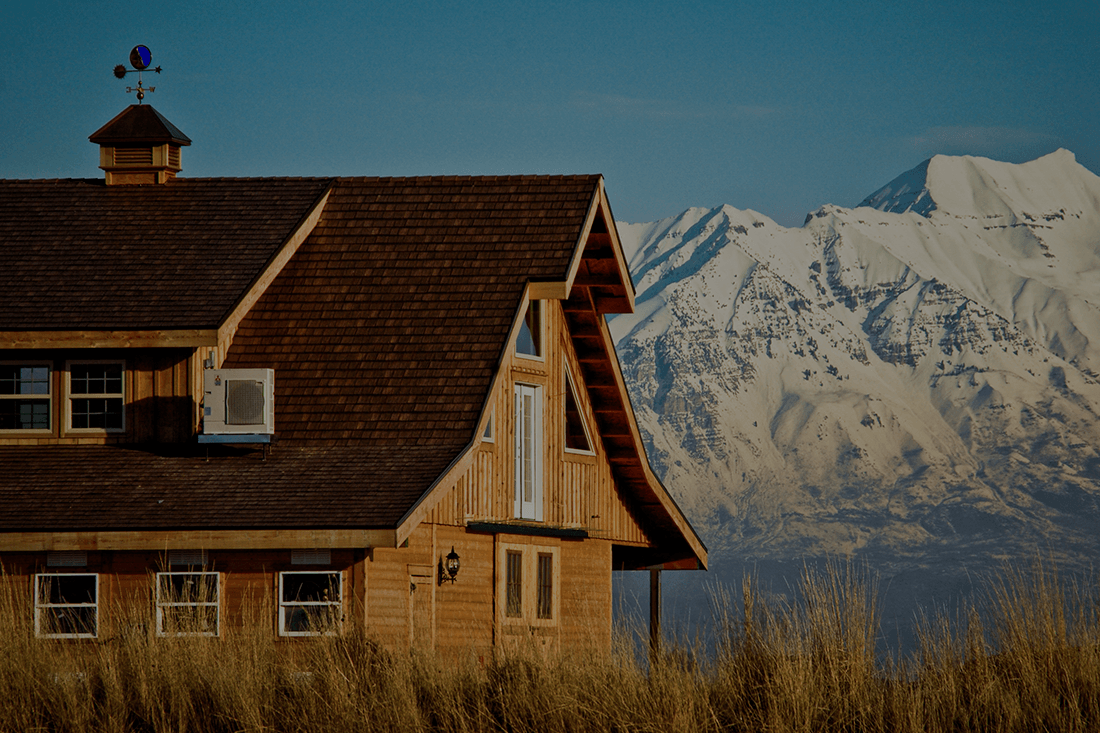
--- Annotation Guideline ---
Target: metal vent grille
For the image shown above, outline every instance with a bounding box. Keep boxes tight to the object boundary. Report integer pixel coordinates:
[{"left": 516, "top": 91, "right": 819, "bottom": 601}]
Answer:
[
  {"left": 47, "top": 551, "right": 88, "bottom": 567},
  {"left": 114, "top": 147, "right": 153, "bottom": 165},
  {"left": 169, "top": 550, "right": 208, "bottom": 567},
  {"left": 291, "top": 550, "right": 331, "bottom": 566},
  {"left": 225, "top": 380, "right": 265, "bottom": 425}
]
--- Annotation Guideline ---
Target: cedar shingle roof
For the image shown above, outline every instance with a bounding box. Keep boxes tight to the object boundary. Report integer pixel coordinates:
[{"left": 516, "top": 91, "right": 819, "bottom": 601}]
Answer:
[
  {"left": 0, "top": 445, "right": 440, "bottom": 530},
  {"left": 224, "top": 175, "right": 601, "bottom": 448},
  {"left": 0, "top": 177, "right": 331, "bottom": 330},
  {"left": 0, "top": 174, "right": 602, "bottom": 531}
]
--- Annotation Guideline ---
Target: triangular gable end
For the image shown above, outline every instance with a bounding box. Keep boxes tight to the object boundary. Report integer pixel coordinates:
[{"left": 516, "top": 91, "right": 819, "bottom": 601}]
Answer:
[{"left": 397, "top": 178, "right": 707, "bottom": 570}]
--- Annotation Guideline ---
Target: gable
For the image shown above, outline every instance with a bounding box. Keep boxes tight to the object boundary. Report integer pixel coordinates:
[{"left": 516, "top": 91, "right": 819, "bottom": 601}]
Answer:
[{"left": 222, "top": 175, "right": 602, "bottom": 447}]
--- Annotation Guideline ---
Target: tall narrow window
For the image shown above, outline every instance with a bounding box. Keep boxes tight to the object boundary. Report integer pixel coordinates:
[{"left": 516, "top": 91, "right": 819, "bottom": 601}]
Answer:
[
  {"left": 69, "top": 362, "right": 124, "bottom": 430},
  {"left": 537, "top": 553, "right": 554, "bottom": 620},
  {"left": 513, "top": 383, "right": 543, "bottom": 521},
  {"left": 0, "top": 364, "right": 51, "bottom": 431},
  {"left": 516, "top": 300, "right": 542, "bottom": 357},
  {"left": 564, "top": 369, "right": 592, "bottom": 453},
  {"left": 35, "top": 574, "right": 98, "bottom": 638},
  {"left": 505, "top": 550, "right": 523, "bottom": 618}
]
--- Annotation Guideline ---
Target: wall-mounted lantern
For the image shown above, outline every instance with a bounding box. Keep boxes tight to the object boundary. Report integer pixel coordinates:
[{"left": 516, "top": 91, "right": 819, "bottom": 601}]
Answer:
[{"left": 439, "top": 546, "right": 460, "bottom": 585}]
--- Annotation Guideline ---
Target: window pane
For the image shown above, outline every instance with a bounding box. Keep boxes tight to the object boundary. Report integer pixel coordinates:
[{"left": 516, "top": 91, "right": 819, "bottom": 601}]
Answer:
[
  {"left": 159, "top": 605, "right": 219, "bottom": 635},
  {"left": 40, "top": 607, "right": 97, "bottom": 637},
  {"left": 537, "top": 553, "right": 553, "bottom": 619},
  {"left": 516, "top": 301, "right": 541, "bottom": 356},
  {"left": 71, "top": 398, "right": 123, "bottom": 430},
  {"left": 283, "top": 605, "right": 342, "bottom": 633},
  {"left": 564, "top": 376, "right": 591, "bottom": 451},
  {"left": 0, "top": 365, "right": 49, "bottom": 396},
  {"left": 282, "top": 573, "right": 340, "bottom": 604},
  {"left": 158, "top": 573, "right": 218, "bottom": 603},
  {"left": 70, "top": 364, "right": 122, "bottom": 395},
  {"left": 506, "top": 551, "right": 523, "bottom": 618},
  {"left": 38, "top": 574, "right": 96, "bottom": 605},
  {"left": 0, "top": 400, "right": 49, "bottom": 430}
]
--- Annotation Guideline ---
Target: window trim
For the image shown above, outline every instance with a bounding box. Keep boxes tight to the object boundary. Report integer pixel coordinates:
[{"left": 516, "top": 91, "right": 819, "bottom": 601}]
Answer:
[
  {"left": 34, "top": 573, "right": 99, "bottom": 639},
  {"left": 513, "top": 382, "right": 544, "bottom": 521},
  {"left": 0, "top": 362, "right": 53, "bottom": 435},
  {"left": 563, "top": 366, "right": 595, "bottom": 456},
  {"left": 155, "top": 571, "right": 221, "bottom": 638},
  {"left": 481, "top": 409, "right": 495, "bottom": 444},
  {"left": 497, "top": 543, "right": 559, "bottom": 628},
  {"left": 64, "top": 360, "right": 126, "bottom": 434},
  {"left": 277, "top": 570, "right": 343, "bottom": 637},
  {"left": 514, "top": 299, "right": 545, "bottom": 362}
]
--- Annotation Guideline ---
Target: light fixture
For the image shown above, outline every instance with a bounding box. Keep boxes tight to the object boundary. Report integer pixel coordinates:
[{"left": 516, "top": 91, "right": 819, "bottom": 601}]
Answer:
[{"left": 439, "top": 546, "right": 460, "bottom": 584}]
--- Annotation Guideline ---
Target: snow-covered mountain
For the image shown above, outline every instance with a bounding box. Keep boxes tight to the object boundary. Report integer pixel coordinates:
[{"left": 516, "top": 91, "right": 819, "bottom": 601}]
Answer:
[{"left": 611, "top": 150, "right": 1100, "bottom": 633}]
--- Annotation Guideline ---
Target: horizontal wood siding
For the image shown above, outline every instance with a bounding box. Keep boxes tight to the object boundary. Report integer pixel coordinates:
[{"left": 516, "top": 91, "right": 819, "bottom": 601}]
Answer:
[
  {"left": 434, "top": 525, "right": 495, "bottom": 660},
  {"left": 2, "top": 550, "right": 363, "bottom": 640},
  {"left": 559, "top": 538, "right": 612, "bottom": 651}
]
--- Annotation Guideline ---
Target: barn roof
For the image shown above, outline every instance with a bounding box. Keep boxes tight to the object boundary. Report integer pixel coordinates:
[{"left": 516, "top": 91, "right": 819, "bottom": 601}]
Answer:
[{"left": 0, "top": 138, "right": 705, "bottom": 568}]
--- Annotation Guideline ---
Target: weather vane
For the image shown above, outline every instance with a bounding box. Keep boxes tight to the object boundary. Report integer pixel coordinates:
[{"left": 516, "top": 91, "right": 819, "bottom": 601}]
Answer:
[{"left": 113, "top": 45, "right": 161, "bottom": 103}]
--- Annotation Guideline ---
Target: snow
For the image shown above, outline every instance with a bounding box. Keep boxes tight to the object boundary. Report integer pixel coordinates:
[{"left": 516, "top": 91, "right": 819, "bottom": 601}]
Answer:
[{"left": 612, "top": 150, "right": 1100, "bottom": 649}]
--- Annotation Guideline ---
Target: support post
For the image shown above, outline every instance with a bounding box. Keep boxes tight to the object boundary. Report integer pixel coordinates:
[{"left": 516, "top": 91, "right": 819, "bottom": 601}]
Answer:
[{"left": 649, "top": 567, "right": 661, "bottom": 659}]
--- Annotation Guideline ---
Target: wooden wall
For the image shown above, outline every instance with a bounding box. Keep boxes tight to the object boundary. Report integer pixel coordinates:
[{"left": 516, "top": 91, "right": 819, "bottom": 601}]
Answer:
[
  {"left": 0, "top": 347, "right": 199, "bottom": 446},
  {"left": 425, "top": 300, "right": 651, "bottom": 547},
  {"left": 0, "top": 534, "right": 611, "bottom": 656}
]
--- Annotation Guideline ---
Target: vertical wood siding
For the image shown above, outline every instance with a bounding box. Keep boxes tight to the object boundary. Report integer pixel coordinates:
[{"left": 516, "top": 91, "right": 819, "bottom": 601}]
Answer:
[
  {"left": 425, "top": 300, "right": 650, "bottom": 547},
  {"left": 0, "top": 348, "right": 198, "bottom": 446}
]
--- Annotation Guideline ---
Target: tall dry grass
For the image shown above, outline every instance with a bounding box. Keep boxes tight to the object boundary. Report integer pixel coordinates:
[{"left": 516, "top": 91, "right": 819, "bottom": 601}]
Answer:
[{"left": 0, "top": 561, "right": 1096, "bottom": 732}]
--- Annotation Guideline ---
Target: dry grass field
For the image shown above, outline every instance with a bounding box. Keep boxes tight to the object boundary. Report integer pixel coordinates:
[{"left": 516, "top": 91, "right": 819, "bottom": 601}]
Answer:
[{"left": 0, "top": 562, "right": 1096, "bottom": 732}]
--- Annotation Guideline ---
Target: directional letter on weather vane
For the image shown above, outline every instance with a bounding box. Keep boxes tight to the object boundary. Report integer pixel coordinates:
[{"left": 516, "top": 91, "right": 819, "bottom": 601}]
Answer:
[{"left": 112, "top": 45, "right": 162, "bottom": 103}]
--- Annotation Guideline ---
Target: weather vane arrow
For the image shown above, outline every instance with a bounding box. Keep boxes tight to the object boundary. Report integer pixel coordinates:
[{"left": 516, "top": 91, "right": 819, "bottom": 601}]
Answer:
[{"left": 112, "top": 45, "right": 161, "bottom": 103}]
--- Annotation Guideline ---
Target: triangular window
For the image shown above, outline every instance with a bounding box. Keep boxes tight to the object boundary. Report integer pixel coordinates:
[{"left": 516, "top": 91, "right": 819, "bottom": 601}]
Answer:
[
  {"left": 564, "top": 370, "right": 592, "bottom": 453},
  {"left": 516, "top": 301, "right": 542, "bottom": 358}
]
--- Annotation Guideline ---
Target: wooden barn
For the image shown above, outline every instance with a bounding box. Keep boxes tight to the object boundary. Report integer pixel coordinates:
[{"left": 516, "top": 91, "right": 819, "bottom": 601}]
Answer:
[{"left": 0, "top": 104, "right": 706, "bottom": 656}]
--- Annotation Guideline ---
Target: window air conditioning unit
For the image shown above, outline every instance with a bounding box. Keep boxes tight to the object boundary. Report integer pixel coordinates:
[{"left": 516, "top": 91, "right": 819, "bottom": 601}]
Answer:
[{"left": 203, "top": 369, "right": 274, "bottom": 435}]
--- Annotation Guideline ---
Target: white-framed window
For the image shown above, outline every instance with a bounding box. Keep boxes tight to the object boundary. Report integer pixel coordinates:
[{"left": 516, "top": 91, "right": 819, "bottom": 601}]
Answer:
[
  {"left": 66, "top": 361, "right": 125, "bottom": 432},
  {"left": 278, "top": 571, "right": 342, "bottom": 637},
  {"left": 34, "top": 573, "right": 98, "bottom": 639},
  {"left": 482, "top": 410, "right": 495, "bottom": 443},
  {"left": 0, "top": 363, "right": 52, "bottom": 432},
  {"left": 498, "top": 543, "right": 559, "bottom": 626},
  {"left": 563, "top": 368, "right": 594, "bottom": 454},
  {"left": 155, "top": 572, "right": 220, "bottom": 637},
  {"left": 513, "top": 383, "right": 544, "bottom": 521},
  {"left": 515, "top": 300, "right": 543, "bottom": 359}
]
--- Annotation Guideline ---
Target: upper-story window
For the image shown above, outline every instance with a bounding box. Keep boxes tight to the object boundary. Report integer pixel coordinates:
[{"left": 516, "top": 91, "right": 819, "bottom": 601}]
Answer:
[
  {"left": 67, "top": 361, "right": 125, "bottom": 431},
  {"left": 514, "top": 383, "right": 544, "bottom": 521},
  {"left": 564, "top": 368, "right": 593, "bottom": 454},
  {"left": 0, "top": 364, "right": 51, "bottom": 431},
  {"left": 515, "top": 300, "right": 543, "bottom": 359}
]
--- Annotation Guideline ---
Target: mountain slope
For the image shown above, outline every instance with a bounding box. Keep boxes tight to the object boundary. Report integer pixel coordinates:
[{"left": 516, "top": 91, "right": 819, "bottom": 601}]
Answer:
[{"left": 611, "top": 151, "right": 1100, "bottom": 620}]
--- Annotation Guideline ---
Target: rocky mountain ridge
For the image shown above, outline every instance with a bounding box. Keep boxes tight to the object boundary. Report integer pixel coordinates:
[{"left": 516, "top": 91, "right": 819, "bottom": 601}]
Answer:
[{"left": 611, "top": 150, "right": 1100, "bottom": 626}]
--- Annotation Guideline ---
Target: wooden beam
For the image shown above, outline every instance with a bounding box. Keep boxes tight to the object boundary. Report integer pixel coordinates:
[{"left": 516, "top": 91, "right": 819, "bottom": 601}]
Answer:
[
  {"left": 528, "top": 281, "right": 569, "bottom": 300},
  {"left": 650, "top": 568, "right": 662, "bottom": 658},
  {"left": 0, "top": 330, "right": 219, "bottom": 349},
  {"left": 593, "top": 295, "right": 632, "bottom": 314},
  {"left": 1, "top": 528, "right": 398, "bottom": 552}
]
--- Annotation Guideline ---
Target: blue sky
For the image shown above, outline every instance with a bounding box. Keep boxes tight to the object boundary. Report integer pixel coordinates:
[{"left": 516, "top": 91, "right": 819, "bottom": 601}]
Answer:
[{"left": 2, "top": 0, "right": 1097, "bottom": 226}]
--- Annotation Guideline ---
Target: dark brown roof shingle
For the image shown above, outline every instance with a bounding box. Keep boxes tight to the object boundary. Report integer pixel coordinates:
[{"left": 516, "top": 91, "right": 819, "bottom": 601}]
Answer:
[{"left": 0, "top": 177, "right": 332, "bottom": 330}]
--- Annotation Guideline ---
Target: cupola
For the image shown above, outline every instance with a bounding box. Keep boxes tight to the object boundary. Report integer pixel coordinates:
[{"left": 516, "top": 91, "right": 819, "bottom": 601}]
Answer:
[{"left": 89, "top": 105, "right": 191, "bottom": 185}]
